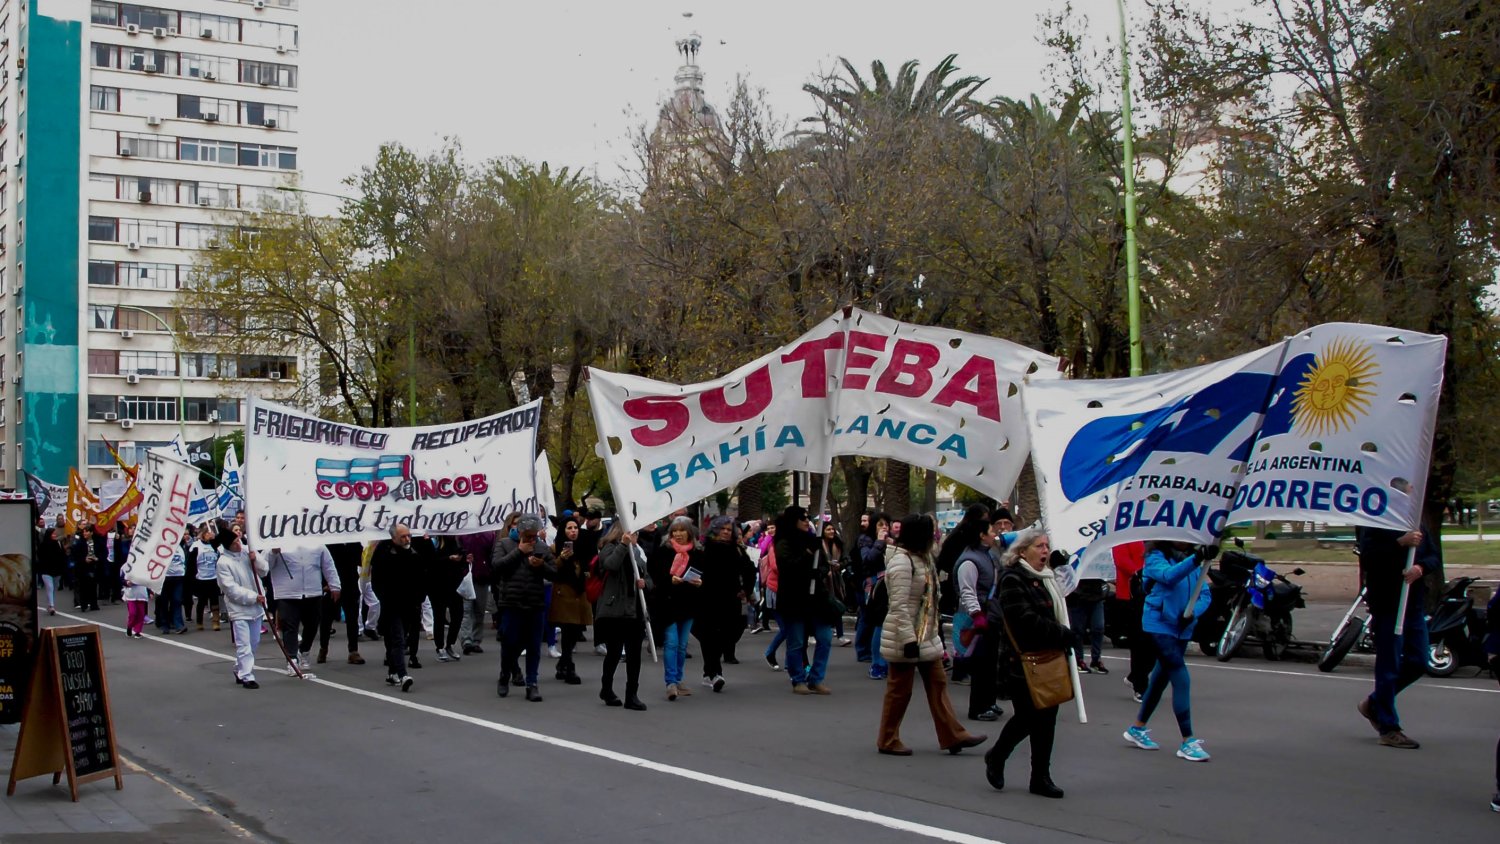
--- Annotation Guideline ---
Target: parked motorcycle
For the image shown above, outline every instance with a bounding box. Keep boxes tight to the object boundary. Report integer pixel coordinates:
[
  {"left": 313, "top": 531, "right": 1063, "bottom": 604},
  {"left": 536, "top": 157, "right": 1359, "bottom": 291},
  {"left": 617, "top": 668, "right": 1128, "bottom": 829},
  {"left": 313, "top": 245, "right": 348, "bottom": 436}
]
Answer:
[
  {"left": 1215, "top": 545, "right": 1306, "bottom": 662},
  {"left": 1425, "top": 577, "right": 1492, "bottom": 677},
  {"left": 1318, "top": 586, "right": 1375, "bottom": 672}
]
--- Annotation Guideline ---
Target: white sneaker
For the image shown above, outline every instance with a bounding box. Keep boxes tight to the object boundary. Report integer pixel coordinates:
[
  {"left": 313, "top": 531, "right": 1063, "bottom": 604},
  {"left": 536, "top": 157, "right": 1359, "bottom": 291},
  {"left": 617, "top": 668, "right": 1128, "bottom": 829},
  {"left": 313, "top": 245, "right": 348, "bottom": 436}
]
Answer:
[
  {"left": 702, "top": 676, "right": 716, "bottom": 688},
  {"left": 298, "top": 655, "right": 311, "bottom": 670},
  {"left": 595, "top": 644, "right": 608, "bottom": 656},
  {"left": 548, "top": 644, "right": 562, "bottom": 659},
  {"left": 286, "top": 664, "right": 301, "bottom": 677}
]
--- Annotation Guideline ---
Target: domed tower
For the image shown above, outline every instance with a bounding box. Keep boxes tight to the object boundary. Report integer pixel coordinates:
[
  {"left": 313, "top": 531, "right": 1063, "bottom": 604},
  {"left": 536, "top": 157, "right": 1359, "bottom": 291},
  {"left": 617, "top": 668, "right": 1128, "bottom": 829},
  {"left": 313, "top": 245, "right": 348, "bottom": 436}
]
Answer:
[{"left": 649, "top": 31, "right": 729, "bottom": 185}]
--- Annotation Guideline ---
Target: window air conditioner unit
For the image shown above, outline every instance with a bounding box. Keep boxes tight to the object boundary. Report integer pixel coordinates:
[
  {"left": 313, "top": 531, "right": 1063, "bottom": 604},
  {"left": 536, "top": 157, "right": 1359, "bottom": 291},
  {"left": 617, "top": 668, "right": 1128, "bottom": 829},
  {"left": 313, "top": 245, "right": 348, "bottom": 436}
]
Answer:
[
  {"left": 197, "top": 196, "right": 212, "bottom": 206},
  {"left": 126, "top": 24, "right": 141, "bottom": 35},
  {"left": 119, "top": 419, "right": 135, "bottom": 430},
  {"left": 103, "top": 412, "right": 119, "bottom": 421},
  {"left": 201, "top": 30, "right": 214, "bottom": 40},
  {"left": 206, "top": 369, "right": 220, "bottom": 379},
  {"left": 203, "top": 71, "right": 217, "bottom": 81},
  {"left": 138, "top": 191, "right": 152, "bottom": 203},
  {"left": 276, "top": 45, "right": 288, "bottom": 55},
  {"left": 126, "top": 240, "right": 140, "bottom": 251},
  {"left": 152, "top": 27, "right": 166, "bottom": 38},
  {"left": 110, "top": 469, "right": 126, "bottom": 480},
  {"left": 264, "top": 118, "right": 278, "bottom": 129},
  {"left": 146, "top": 115, "right": 161, "bottom": 127},
  {"left": 144, "top": 62, "right": 159, "bottom": 74},
  {"left": 202, "top": 113, "right": 219, "bottom": 122},
  {"left": 126, "top": 373, "right": 141, "bottom": 384},
  {"left": 255, "top": 0, "right": 267, "bottom": 9},
  {"left": 119, "top": 148, "right": 134, "bottom": 157},
  {"left": 120, "top": 330, "right": 135, "bottom": 339},
  {"left": 10, "top": 375, "right": 19, "bottom": 385},
  {"left": 167, "top": 27, "right": 178, "bottom": 36},
  {"left": 269, "top": 371, "right": 282, "bottom": 381},
  {"left": 206, "top": 242, "right": 221, "bottom": 250}
]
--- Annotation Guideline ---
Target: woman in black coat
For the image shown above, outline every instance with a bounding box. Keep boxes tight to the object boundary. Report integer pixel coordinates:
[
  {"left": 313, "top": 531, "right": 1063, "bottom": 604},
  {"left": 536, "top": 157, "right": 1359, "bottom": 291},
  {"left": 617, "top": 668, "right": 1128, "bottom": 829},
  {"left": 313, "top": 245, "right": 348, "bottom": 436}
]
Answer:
[
  {"left": 694, "top": 516, "right": 753, "bottom": 691},
  {"left": 772, "top": 506, "right": 836, "bottom": 694},
  {"left": 36, "top": 527, "right": 67, "bottom": 615},
  {"left": 982, "top": 527, "right": 1073, "bottom": 799}
]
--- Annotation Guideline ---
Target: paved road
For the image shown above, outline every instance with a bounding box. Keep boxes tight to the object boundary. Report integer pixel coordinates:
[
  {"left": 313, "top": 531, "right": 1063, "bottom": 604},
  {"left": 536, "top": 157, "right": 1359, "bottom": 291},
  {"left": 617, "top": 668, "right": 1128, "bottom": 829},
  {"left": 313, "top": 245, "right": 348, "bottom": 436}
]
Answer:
[{"left": 26, "top": 604, "right": 1499, "bottom": 844}]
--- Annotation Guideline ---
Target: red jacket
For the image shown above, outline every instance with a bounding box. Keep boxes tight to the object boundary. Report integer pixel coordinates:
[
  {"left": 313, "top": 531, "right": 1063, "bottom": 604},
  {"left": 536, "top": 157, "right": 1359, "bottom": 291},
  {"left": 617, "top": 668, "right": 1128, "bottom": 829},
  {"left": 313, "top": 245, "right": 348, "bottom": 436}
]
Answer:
[{"left": 1112, "top": 542, "right": 1145, "bottom": 601}]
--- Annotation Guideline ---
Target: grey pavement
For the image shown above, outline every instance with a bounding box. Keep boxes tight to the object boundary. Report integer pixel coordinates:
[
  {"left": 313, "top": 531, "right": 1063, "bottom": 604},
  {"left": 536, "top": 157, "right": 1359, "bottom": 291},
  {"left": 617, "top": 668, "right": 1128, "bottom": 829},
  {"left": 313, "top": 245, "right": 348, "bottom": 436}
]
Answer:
[{"left": 9, "top": 599, "right": 1498, "bottom": 844}]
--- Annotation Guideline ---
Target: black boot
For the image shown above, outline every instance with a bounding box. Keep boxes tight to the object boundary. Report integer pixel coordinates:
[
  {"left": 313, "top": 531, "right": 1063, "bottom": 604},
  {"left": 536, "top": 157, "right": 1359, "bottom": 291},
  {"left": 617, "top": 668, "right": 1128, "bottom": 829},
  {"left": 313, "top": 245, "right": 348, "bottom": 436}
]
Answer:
[
  {"left": 624, "top": 683, "right": 647, "bottom": 711},
  {"left": 600, "top": 685, "right": 622, "bottom": 707},
  {"left": 1029, "top": 775, "right": 1064, "bottom": 799},
  {"left": 564, "top": 665, "right": 583, "bottom": 686},
  {"left": 984, "top": 750, "right": 1007, "bottom": 791},
  {"left": 497, "top": 676, "right": 510, "bottom": 697}
]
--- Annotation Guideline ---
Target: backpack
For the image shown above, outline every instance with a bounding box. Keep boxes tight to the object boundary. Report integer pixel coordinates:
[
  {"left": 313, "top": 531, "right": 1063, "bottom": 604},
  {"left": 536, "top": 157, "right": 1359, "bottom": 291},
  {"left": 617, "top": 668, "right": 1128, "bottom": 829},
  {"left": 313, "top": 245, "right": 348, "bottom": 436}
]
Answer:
[{"left": 584, "top": 555, "right": 607, "bottom": 604}]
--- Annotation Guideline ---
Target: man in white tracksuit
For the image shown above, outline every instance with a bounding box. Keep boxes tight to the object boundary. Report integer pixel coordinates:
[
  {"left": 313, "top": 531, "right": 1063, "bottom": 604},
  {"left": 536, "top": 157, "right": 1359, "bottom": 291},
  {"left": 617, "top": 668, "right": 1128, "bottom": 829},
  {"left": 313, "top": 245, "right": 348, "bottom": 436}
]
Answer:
[{"left": 217, "top": 521, "right": 270, "bottom": 689}]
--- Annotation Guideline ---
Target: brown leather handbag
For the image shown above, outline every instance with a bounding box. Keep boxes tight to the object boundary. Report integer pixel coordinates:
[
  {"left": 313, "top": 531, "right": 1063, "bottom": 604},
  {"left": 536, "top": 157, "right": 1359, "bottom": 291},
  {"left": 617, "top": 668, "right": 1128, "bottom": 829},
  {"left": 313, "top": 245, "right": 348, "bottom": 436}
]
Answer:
[{"left": 1001, "top": 614, "right": 1075, "bottom": 710}]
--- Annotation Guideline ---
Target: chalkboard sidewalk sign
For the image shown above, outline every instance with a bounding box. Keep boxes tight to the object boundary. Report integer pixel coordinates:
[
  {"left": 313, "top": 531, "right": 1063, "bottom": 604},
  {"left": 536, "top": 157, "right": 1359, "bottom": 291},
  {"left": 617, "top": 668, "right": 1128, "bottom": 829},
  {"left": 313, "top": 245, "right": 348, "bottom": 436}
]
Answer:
[{"left": 6, "top": 625, "right": 123, "bottom": 801}]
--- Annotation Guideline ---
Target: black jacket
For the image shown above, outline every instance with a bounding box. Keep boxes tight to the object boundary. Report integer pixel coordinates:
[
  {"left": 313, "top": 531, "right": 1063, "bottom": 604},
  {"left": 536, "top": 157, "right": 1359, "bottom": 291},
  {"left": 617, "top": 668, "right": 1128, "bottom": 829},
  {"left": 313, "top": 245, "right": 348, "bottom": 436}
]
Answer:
[
  {"left": 595, "top": 542, "right": 650, "bottom": 621},
  {"left": 422, "top": 536, "right": 468, "bottom": 596},
  {"left": 492, "top": 536, "right": 556, "bottom": 610},
  {"left": 697, "top": 539, "right": 752, "bottom": 619},
  {"left": 36, "top": 537, "right": 67, "bottom": 578},
  {"left": 647, "top": 542, "right": 704, "bottom": 624},
  {"left": 1357, "top": 526, "right": 1442, "bottom": 617},
  {"left": 370, "top": 540, "right": 426, "bottom": 609},
  {"left": 986, "top": 566, "right": 1073, "bottom": 687},
  {"left": 773, "top": 530, "right": 834, "bottom": 622}
]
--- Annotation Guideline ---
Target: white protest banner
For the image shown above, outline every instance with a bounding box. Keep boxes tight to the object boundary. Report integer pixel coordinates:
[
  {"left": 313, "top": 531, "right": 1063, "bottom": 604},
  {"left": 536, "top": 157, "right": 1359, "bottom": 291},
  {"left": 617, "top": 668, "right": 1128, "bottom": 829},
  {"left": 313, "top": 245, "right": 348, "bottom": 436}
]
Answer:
[
  {"left": 245, "top": 398, "right": 543, "bottom": 544},
  {"left": 121, "top": 449, "right": 198, "bottom": 593},
  {"left": 1025, "top": 344, "right": 1287, "bottom": 575},
  {"left": 22, "top": 472, "right": 68, "bottom": 522},
  {"left": 535, "top": 452, "right": 558, "bottom": 524},
  {"left": 588, "top": 313, "right": 845, "bottom": 530},
  {"left": 1232, "top": 323, "right": 1445, "bottom": 531},
  {"left": 216, "top": 444, "right": 243, "bottom": 520},
  {"left": 589, "top": 309, "right": 1061, "bottom": 531},
  {"left": 829, "top": 309, "right": 1061, "bottom": 506}
]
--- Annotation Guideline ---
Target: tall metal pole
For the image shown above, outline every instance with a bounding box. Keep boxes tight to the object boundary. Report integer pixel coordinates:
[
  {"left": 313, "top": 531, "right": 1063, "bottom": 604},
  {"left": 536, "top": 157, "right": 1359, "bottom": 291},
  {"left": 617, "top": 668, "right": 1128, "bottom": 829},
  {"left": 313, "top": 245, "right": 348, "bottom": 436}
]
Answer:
[
  {"left": 408, "top": 320, "right": 416, "bottom": 425},
  {"left": 1118, "top": 0, "right": 1143, "bottom": 377}
]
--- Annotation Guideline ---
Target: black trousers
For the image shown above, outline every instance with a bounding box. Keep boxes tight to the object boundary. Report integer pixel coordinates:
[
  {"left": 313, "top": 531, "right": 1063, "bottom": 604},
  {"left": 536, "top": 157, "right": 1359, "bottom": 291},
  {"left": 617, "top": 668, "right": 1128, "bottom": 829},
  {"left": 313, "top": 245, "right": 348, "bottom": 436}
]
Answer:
[
  {"left": 277, "top": 595, "right": 322, "bottom": 657},
  {"left": 985, "top": 678, "right": 1059, "bottom": 781},
  {"left": 380, "top": 602, "right": 419, "bottom": 676},
  {"left": 693, "top": 608, "right": 740, "bottom": 677},
  {"left": 319, "top": 583, "right": 362, "bottom": 654},
  {"left": 967, "top": 631, "right": 1002, "bottom": 718},
  {"left": 76, "top": 572, "right": 99, "bottom": 611},
  {"left": 557, "top": 624, "right": 584, "bottom": 672},
  {"left": 431, "top": 590, "right": 463, "bottom": 649},
  {"left": 193, "top": 579, "right": 221, "bottom": 624},
  {"left": 597, "top": 617, "right": 644, "bottom": 696},
  {"left": 1126, "top": 599, "right": 1157, "bottom": 694}
]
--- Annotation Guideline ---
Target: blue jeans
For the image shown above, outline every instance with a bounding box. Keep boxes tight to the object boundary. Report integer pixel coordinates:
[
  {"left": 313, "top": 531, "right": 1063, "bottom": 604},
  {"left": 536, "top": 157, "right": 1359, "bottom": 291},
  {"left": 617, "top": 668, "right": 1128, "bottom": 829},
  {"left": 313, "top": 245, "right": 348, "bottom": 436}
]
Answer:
[
  {"left": 664, "top": 619, "right": 693, "bottom": 686},
  {"left": 853, "top": 592, "right": 874, "bottom": 661},
  {"left": 782, "top": 616, "right": 833, "bottom": 686},
  {"left": 500, "top": 608, "right": 545, "bottom": 686},
  {"left": 765, "top": 615, "right": 789, "bottom": 662},
  {"left": 1068, "top": 599, "right": 1106, "bottom": 664},
  {"left": 1138, "top": 634, "right": 1193, "bottom": 739},
  {"left": 1368, "top": 591, "right": 1429, "bottom": 734},
  {"left": 870, "top": 625, "right": 888, "bottom": 671}
]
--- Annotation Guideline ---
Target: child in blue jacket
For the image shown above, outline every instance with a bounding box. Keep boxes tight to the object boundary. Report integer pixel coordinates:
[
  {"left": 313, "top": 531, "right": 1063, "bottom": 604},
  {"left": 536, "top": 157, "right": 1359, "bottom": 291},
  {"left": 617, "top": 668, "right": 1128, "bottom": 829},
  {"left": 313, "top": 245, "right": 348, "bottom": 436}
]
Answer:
[{"left": 1124, "top": 541, "right": 1214, "bottom": 762}]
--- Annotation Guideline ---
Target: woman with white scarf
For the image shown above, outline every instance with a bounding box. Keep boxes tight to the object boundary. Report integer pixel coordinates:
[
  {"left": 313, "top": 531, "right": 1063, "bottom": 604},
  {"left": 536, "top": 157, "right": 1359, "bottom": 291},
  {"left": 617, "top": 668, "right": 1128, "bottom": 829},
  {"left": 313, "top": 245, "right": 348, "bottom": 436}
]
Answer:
[{"left": 982, "top": 527, "right": 1073, "bottom": 798}]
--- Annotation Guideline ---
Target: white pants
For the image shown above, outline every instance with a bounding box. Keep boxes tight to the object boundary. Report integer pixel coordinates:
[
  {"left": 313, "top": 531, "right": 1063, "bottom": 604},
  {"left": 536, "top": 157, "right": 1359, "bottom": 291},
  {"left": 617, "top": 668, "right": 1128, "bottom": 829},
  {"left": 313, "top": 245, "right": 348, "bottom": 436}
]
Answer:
[
  {"left": 360, "top": 580, "right": 381, "bottom": 631},
  {"left": 231, "top": 618, "right": 263, "bottom": 682},
  {"left": 40, "top": 574, "right": 58, "bottom": 610}
]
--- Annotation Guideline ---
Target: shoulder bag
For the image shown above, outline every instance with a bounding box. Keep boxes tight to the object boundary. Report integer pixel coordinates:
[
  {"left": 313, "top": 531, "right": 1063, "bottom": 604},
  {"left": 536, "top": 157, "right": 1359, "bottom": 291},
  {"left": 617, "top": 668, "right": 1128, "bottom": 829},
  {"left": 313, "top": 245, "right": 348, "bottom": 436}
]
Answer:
[{"left": 1000, "top": 607, "right": 1074, "bottom": 710}]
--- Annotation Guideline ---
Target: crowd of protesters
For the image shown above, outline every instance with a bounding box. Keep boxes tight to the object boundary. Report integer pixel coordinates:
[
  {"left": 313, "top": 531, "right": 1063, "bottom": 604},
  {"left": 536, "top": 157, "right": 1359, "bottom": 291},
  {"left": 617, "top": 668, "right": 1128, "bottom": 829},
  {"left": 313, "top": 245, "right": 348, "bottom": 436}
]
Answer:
[{"left": 31, "top": 496, "right": 1500, "bottom": 812}]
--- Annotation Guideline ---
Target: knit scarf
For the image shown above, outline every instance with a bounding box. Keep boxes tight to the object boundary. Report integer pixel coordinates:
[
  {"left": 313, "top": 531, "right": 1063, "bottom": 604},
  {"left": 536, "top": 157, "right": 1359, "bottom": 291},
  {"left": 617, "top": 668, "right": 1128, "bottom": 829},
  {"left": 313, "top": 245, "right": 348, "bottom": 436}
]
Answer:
[
  {"left": 670, "top": 539, "right": 694, "bottom": 578},
  {"left": 1015, "top": 561, "right": 1070, "bottom": 629}
]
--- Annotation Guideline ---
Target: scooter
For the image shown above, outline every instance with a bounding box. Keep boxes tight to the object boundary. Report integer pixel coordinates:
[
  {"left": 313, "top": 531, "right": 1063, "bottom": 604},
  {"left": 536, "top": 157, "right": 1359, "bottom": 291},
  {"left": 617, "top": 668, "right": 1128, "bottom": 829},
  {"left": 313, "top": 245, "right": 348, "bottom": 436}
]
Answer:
[
  {"left": 1216, "top": 547, "right": 1306, "bottom": 662},
  {"left": 1318, "top": 586, "right": 1375, "bottom": 672},
  {"left": 1425, "top": 577, "right": 1492, "bottom": 677}
]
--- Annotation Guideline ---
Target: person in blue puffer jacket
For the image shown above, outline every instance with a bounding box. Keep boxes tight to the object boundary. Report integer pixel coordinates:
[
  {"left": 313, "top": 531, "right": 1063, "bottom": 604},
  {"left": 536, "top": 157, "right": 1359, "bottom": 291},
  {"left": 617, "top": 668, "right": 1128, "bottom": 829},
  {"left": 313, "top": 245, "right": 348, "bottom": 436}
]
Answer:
[{"left": 1123, "top": 541, "right": 1215, "bottom": 762}]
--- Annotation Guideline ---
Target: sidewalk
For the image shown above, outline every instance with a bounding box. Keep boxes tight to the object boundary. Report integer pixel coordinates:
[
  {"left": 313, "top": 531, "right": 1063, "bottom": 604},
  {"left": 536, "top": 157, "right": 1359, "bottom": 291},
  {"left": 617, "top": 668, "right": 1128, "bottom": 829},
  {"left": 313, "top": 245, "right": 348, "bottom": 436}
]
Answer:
[{"left": 1, "top": 723, "right": 259, "bottom": 843}]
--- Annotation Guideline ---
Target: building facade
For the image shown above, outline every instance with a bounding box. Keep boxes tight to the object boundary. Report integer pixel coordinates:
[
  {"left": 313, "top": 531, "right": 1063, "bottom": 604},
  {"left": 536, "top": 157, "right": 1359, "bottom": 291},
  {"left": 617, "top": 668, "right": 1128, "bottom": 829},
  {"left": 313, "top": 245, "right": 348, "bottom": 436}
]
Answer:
[{"left": 2, "top": 0, "right": 303, "bottom": 491}]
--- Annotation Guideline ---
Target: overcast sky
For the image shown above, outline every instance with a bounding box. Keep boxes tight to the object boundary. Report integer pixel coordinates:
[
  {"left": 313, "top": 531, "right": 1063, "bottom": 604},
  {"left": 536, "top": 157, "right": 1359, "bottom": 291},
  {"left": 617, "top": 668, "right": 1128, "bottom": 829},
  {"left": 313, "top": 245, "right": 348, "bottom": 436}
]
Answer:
[{"left": 294, "top": 1, "right": 1106, "bottom": 201}]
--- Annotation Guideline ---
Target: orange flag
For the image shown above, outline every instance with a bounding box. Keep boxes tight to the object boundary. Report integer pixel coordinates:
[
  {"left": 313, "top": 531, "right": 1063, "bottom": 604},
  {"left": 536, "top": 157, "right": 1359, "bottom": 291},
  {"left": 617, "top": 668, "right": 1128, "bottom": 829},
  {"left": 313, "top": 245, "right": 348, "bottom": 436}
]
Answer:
[{"left": 65, "top": 469, "right": 100, "bottom": 534}]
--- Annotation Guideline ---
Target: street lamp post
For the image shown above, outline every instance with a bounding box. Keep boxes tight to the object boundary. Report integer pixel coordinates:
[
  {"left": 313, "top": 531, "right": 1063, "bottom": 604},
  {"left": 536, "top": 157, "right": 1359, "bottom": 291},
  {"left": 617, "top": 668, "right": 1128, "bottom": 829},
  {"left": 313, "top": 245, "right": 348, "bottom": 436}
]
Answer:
[
  {"left": 1118, "top": 0, "right": 1143, "bottom": 377},
  {"left": 276, "top": 185, "right": 416, "bottom": 426},
  {"left": 115, "top": 305, "right": 186, "bottom": 445}
]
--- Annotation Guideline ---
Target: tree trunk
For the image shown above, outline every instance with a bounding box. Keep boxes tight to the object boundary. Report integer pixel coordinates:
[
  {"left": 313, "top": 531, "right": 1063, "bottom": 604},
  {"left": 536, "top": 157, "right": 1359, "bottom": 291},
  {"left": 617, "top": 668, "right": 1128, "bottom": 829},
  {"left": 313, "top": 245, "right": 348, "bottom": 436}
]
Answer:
[
  {"left": 884, "top": 459, "right": 911, "bottom": 517},
  {"left": 922, "top": 469, "right": 938, "bottom": 514},
  {"left": 555, "top": 335, "right": 587, "bottom": 507},
  {"left": 737, "top": 474, "right": 763, "bottom": 523},
  {"left": 1012, "top": 458, "right": 1040, "bottom": 528},
  {"left": 838, "top": 456, "right": 873, "bottom": 545}
]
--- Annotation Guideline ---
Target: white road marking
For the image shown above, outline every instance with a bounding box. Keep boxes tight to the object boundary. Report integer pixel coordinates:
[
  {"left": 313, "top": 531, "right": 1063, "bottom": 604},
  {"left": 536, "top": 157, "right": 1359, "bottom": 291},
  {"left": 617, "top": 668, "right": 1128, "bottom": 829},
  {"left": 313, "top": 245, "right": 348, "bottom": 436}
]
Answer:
[
  {"left": 60, "top": 614, "right": 1006, "bottom": 844},
  {"left": 1097, "top": 654, "right": 1499, "bottom": 694}
]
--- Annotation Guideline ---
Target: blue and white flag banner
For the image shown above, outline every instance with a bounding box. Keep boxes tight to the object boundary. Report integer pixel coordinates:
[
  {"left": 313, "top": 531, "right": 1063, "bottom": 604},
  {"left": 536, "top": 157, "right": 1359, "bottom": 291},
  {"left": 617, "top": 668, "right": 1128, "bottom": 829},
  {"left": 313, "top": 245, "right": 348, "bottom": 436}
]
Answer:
[
  {"left": 588, "top": 309, "right": 1062, "bottom": 531},
  {"left": 216, "top": 444, "right": 243, "bottom": 519},
  {"left": 244, "top": 398, "right": 543, "bottom": 545},
  {"left": 1024, "top": 322, "right": 1446, "bottom": 578},
  {"left": 1231, "top": 323, "right": 1446, "bottom": 531}
]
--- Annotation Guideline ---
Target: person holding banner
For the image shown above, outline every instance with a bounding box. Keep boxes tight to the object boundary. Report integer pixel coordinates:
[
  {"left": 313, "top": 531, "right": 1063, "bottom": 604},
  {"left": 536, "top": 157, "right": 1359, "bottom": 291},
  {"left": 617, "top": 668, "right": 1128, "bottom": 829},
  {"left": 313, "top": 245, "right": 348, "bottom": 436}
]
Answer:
[
  {"left": 1123, "top": 542, "right": 1215, "bottom": 763},
  {"left": 217, "top": 520, "right": 269, "bottom": 690},
  {"left": 983, "top": 527, "right": 1071, "bottom": 798},
  {"left": 1355, "top": 526, "right": 1440, "bottom": 749},
  {"left": 876, "top": 513, "right": 988, "bottom": 757},
  {"left": 954, "top": 519, "right": 1005, "bottom": 723},
  {"left": 595, "top": 523, "right": 650, "bottom": 711}
]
